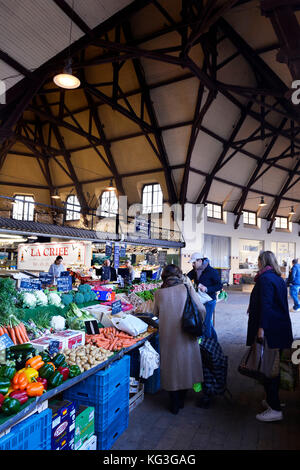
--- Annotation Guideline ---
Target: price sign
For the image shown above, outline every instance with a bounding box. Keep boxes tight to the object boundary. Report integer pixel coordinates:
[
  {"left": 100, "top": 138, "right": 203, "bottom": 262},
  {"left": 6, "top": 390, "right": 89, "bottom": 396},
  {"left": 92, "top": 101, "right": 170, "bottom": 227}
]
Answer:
[
  {"left": 140, "top": 272, "right": 147, "bottom": 283},
  {"left": 111, "top": 300, "right": 122, "bottom": 315},
  {"left": 57, "top": 276, "right": 72, "bottom": 292},
  {"left": 20, "top": 279, "right": 42, "bottom": 290},
  {"left": 120, "top": 243, "right": 127, "bottom": 258},
  {"left": 114, "top": 243, "right": 120, "bottom": 270},
  {"left": 0, "top": 334, "right": 14, "bottom": 351},
  {"left": 105, "top": 242, "right": 112, "bottom": 257},
  {"left": 49, "top": 341, "right": 60, "bottom": 356},
  {"left": 39, "top": 273, "right": 53, "bottom": 285}
]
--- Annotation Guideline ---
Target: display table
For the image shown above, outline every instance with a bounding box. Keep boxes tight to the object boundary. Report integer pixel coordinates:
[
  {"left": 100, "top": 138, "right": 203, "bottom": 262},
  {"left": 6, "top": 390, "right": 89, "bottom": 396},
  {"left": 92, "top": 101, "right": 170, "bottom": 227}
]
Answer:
[{"left": 0, "top": 330, "right": 156, "bottom": 436}]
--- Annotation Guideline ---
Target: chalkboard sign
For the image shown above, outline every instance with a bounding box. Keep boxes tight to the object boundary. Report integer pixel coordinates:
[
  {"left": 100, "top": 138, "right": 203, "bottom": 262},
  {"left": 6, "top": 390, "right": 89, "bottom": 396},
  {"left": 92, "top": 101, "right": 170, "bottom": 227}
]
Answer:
[
  {"left": 48, "top": 341, "right": 60, "bottom": 356},
  {"left": 57, "top": 276, "right": 72, "bottom": 292},
  {"left": 140, "top": 272, "right": 147, "bottom": 283},
  {"left": 114, "top": 243, "right": 120, "bottom": 270},
  {"left": 120, "top": 243, "right": 127, "bottom": 258},
  {"left": 105, "top": 242, "right": 112, "bottom": 257},
  {"left": 85, "top": 320, "right": 100, "bottom": 335},
  {"left": 158, "top": 251, "right": 167, "bottom": 265},
  {"left": 39, "top": 273, "right": 53, "bottom": 286},
  {"left": 20, "top": 279, "right": 42, "bottom": 290},
  {"left": 111, "top": 300, "right": 122, "bottom": 315},
  {"left": 0, "top": 334, "right": 14, "bottom": 351}
]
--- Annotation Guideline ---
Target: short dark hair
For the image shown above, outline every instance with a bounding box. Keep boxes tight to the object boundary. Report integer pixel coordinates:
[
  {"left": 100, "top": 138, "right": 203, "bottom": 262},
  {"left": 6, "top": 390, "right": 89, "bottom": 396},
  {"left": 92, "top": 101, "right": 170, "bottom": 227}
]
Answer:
[
  {"left": 56, "top": 256, "right": 63, "bottom": 261},
  {"left": 292, "top": 258, "right": 298, "bottom": 265},
  {"left": 161, "top": 264, "right": 182, "bottom": 282}
]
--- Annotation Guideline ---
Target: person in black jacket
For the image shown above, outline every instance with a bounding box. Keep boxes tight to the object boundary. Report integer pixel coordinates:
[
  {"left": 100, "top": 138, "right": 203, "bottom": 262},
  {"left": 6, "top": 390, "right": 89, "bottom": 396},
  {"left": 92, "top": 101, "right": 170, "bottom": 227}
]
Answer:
[
  {"left": 246, "top": 250, "right": 293, "bottom": 422},
  {"left": 187, "top": 253, "right": 223, "bottom": 341},
  {"left": 98, "top": 259, "right": 117, "bottom": 282}
]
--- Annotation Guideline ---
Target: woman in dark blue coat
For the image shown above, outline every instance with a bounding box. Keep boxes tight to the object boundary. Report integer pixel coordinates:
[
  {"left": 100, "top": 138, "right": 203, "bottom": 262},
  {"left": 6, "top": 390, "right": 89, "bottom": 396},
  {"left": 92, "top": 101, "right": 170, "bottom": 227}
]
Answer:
[{"left": 246, "top": 251, "right": 293, "bottom": 422}]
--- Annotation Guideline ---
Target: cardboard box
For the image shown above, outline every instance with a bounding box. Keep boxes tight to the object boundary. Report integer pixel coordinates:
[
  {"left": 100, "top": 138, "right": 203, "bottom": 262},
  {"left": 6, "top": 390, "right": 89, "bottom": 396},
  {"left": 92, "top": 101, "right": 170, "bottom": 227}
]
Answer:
[
  {"left": 78, "top": 435, "right": 97, "bottom": 450},
  {"left": 49, "top": 400, "right": 76, "bottom": 450},
  {"left": 74, "top": 405, "right": 95, "bottom": 450},
  {"left": 129, "top": 384, "right": 144, "bottom": 414},
  {"left": 94, "top": 290, "right": 116, "bottom": 301},
  {"left": 30, "top": 330, "right": 85, "bottom": 352},
  {"left": 30, "top": 336, "right": 64, "bottom": 352}
]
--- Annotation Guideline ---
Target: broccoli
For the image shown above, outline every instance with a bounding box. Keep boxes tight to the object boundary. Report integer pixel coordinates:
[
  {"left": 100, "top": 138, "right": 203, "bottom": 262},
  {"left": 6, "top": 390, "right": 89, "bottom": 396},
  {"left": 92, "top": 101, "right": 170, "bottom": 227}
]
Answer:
[
  {"left": 74, "top": 292, "right": 84, "bottom": 305},
  {"left": 61, "top": 293, "right": 74, "bottom": 306}
]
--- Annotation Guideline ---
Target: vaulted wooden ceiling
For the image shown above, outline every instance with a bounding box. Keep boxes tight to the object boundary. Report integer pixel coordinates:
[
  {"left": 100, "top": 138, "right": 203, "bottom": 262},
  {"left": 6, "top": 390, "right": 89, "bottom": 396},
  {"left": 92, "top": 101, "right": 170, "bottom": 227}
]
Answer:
[{"left": 1, "top": 0, "right": 300, "bottom": 232}]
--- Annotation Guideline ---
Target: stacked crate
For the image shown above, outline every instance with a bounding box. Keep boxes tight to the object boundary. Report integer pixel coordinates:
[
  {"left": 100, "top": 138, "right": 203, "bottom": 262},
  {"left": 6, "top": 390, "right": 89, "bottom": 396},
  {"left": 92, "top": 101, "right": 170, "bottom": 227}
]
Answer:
[{"left": 64, "top": 355, "right": 130, "bottom": 450}]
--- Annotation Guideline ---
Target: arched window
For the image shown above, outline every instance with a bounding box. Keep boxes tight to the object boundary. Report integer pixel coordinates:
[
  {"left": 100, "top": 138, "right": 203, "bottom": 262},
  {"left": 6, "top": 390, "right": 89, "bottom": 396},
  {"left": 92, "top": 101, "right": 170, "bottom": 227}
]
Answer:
[
  {"left": 142, "top": 183, "right": 163, "bottom": 214},
  {"left": 12, "top": 195, "right": 35, "bottom": 221},
  {"left": 100, "top": 191, "right": 118, "bottom": 217},
  {"left": 66, "top": 195, "right": 81, "bottom": 221}
]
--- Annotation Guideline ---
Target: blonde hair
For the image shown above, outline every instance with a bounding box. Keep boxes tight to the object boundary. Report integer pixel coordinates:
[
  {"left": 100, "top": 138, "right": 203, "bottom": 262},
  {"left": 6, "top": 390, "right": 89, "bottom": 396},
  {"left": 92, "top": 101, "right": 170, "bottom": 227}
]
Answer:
[{"left": 258, "top": 251, "right": 281, "bottom": 276}]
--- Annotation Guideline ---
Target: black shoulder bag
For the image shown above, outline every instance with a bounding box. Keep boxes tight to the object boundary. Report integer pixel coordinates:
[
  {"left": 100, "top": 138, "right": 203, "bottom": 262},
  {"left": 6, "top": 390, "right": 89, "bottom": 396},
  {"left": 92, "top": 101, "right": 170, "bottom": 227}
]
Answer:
[{"left": 182, "top": 284, "right": 203, "bottom": 337}]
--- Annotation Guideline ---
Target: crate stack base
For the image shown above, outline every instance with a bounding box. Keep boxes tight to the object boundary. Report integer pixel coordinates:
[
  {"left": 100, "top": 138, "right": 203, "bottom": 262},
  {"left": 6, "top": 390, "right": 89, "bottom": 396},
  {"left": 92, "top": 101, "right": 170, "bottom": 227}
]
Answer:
[
  {"left": 129, "top": 333, "right": 161, "bottom": 394},
  {"left": 64, "top": 355, "right": 130, "bottom": 450},
  {"left": 0, "top": 409, "right": 52, "bottom": 450}
]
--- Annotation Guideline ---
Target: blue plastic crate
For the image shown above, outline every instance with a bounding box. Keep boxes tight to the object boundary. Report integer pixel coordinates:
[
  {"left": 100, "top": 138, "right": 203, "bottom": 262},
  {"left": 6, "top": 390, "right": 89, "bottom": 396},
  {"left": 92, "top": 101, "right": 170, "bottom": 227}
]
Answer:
[
  {"left": 0, "top": 408, "right": 52, "bottom": 450},
  {"left": 96, "top": 406, "right": 129, "bottom": 450},
  {"left": 65, "top": 380, "right": 129, "bottom": 432},
  {"left": 64, "top": 355, "right": 130, "bottom": 403}
]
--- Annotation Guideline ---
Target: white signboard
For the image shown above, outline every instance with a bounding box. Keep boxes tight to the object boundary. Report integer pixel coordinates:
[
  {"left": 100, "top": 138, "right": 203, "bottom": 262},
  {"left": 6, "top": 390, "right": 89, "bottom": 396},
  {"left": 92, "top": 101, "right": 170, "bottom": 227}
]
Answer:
[{"left": 17, "top": 241, "right": 92, "bottom": 271}]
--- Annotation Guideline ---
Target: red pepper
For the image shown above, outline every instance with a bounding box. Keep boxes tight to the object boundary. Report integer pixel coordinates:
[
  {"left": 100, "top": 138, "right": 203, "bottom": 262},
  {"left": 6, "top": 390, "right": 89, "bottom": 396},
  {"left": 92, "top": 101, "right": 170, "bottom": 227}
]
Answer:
[
  {"left": 9, "top": 390, "right": 28, "bottom": 405},
  {"left": 36, "top": 377, "right": 48, "bottom": 390},
  {"left": 0, "top": 393, "right": 4, "bottom": 409},
  {"left": 57, "top": 366, "right": 69, "bottom": 381}
]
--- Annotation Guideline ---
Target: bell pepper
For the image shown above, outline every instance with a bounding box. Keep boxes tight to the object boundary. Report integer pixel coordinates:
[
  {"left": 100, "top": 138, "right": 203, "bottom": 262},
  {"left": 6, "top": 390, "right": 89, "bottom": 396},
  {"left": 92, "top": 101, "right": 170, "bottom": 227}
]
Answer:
[
  {"left": 47, "top": 362, "right": 56, "bottom": 371},
  {"left": 12, "top": 371, "right": 29, "bottom": 391},
  {"left": 69, "top": 365, "right": 81, "bottom": 378},
  {"left": 0, "top": 378, "right": 11, "bottom": 395},
  {"left": 36, "top": 377, "right": 47, "bottom": 390},
  {"left": 5, "top": 386, "right": 14, "bottom": 398},
  {"left": 48, "top": 371, "right": 64, "bottom": 389},
  {"left": 25, "top": 355, "right": 44, "bottom": 370},
  {"left": 9, "top": 390, "right": 28, "bottom": 405},
  {"left": 26, "top": 382, "right": 44, "bottom": 397},
  {"left": 0, "top": 393, "right": 4, "bottom": 409},
  {"left": 57, "top": 366, "right": 69, "bottom": 381},
  {"left": 1, "top": 397, "right": 21, "bottom": 415},
  {"left": 52, "top": 353, "right": 67, "bottom": 369},
  {"left": 0, "top": 365, "right": 16, "bottom": 380},
  {"left": 39, "top": 363, "right": 56, "bottom": 380},
  {"left": 19, "top": 367, "right": 38, "bottom": 383},
  {"left": 40, "top": 351, "right": 51, "bottom": 363}
]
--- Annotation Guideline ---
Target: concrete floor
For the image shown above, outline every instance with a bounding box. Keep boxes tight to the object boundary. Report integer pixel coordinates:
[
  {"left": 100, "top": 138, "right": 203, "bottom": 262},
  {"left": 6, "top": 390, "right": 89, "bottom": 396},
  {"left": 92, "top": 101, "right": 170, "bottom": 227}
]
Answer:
[{"left": 112, "top": 292, "right": 300, "bottom": 450}]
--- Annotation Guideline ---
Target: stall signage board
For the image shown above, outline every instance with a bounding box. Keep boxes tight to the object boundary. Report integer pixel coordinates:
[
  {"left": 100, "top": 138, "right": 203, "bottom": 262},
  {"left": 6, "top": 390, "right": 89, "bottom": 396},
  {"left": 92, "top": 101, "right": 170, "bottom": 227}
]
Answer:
[
  {"left": 120, "top": 243, "right": 127, "bottom": 258},
  {"left": 105, "top": 242, "right": 112, "bottom": 257},
  {"left": 135, "top": 216, "right": 150, "bottom": 238},
  {"left": 39, "top": 273, "right": 53, "bottom": 285},
  {"left": 111, "top": 300, "right": 122, "bottom": 315},
  {"left": 17, "top": 241, "right": 92, "bottom": 271},
  {"left": 0, "top": 334, "right": 14, "bottom": 351},
  {"left": 20, "top": 279, "right": 42, "bottom": 290},
  {"left": 140, "top": 272, "right": 147, "bottom": 283},
  {"left": 57, "top": 276, "right": 72, "bottom": 292},
  {"left": 114, "top": 243, "right": 120, "bottom": 270}
]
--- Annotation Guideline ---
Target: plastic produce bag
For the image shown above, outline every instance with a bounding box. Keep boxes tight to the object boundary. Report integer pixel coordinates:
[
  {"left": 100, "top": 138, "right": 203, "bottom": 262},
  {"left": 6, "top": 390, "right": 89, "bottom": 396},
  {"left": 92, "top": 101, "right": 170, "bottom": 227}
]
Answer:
[
  {"left": 197, "top": 290, "right": 212, "bottom": 304},
  {"left": 111, "top": 314, "right": 148, "bottom": 337},
  {"left": 139, "top": 340, "right": 160, "bottom": 379}
]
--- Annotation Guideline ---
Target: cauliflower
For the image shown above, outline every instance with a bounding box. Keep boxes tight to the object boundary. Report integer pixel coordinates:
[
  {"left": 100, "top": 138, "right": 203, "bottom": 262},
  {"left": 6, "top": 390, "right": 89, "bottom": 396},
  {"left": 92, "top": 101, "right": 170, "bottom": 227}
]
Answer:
[
  {"left": 47, "top": 292, "right": 62, "bottom": 307},
  {"left": 21, "top": 292, "right": 37, "bottom": 309},
  {"left": 34, "top": 290, "right": 48, "bottom": 306}
]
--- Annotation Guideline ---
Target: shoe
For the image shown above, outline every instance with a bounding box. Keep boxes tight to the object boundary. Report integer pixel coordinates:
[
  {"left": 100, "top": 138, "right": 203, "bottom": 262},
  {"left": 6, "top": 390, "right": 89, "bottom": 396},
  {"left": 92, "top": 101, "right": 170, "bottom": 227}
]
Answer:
[
  {"left": 293, "top": 307, "right": 300, "bottom": 312},
  {"left": 262, "top": 400, "right": 285, "bottom": 409},
  {"left": 169, "top": 405, "right": 180, "bottom": 415},
  {"left": 256, "top": 408, "right": 283, "bottom": 422}
]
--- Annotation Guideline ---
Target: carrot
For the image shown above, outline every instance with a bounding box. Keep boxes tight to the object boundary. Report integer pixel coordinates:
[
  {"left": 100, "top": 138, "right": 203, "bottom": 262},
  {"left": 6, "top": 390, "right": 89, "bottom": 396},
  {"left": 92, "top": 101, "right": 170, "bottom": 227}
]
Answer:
[
  {"left": 20, "top": 323, "right": 30, "bottom": 342},
  {"left": 14, "top": 325, "right": 23, "bottom": 344},
  {"left": 2, "top": 325, "right": 9, "bottom": 336},
  {"left": 16, "top": 324, "right": 26, "bottom": 344},
  {"left": 18, "top": 323, "right": 26, "bottom": 342},
  {"left": 0, "top": 327, "right": 4, "bottom": 336},
  {"left": 7, "top": 325, "right": 16, "bottom": 345}
]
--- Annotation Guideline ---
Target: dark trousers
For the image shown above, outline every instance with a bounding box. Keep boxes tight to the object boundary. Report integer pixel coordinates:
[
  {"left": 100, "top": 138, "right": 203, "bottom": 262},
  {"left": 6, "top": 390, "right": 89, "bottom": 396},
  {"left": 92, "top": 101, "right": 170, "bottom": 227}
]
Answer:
[
  {"left": 168, "top": 389, "right": 188, "bottom": 412},
  {"left": 264, "top": 375, "right": 281, "bottom": 411}
]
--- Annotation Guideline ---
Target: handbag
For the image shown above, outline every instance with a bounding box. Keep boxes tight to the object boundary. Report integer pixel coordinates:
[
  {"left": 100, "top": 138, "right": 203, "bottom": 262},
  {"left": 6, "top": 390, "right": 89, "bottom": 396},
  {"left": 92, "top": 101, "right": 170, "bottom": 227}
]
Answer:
[
  {"left": 238, "top": 337, "right": 280, "bottom": 383},
  {"left": 182, "top": 284, "right": 203, "bottom": 337}
]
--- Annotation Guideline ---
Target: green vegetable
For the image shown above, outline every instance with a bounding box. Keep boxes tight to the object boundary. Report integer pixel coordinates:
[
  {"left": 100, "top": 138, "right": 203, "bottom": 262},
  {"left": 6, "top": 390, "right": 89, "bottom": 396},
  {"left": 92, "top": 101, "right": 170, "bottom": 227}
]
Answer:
[
  {"left": 52, "top": 353, "right": 67, "bottom": 369},
  {"left": 0, "top": 365, "right": 16, "bottom": 380},
  {"left": 8, "top": 344, "right": 36, "bottom": 353},
  {"left": 48, "top": 371, "right": 64, "bottom": 388},
  {"left": 69, "top": 365, "right": 81, "bottom": 378},
  {"left": 40, "top": 352, "right": 51, "bottom": 363},
  {"left": 0, "top": 378, "right": 11, "bottom": 395},
  {"left": 39, "top": 364, "right": 56, "bottom": 380},
  {"left": 74, "top": 292, "right": 84, "bottom": 305},
  {"left": 61, "top": 293, "right": 73, "bottom": 306},
  {"left": 1, "top": 397, "right": 21, "bottom": 415}
]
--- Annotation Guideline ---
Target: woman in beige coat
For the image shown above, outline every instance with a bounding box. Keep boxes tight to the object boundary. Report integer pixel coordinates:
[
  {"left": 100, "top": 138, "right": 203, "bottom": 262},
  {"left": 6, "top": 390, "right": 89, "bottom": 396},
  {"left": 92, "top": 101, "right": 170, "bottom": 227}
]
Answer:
[{"left": 153, "top": 264, "right": 206, "bottom": 414}]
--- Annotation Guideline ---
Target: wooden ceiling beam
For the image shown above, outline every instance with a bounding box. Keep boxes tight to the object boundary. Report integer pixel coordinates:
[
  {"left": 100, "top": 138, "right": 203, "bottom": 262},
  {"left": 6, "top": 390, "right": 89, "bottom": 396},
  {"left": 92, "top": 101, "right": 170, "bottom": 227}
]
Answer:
[{"left": 52, "top": 0, "right": 91, "bottom": 35}]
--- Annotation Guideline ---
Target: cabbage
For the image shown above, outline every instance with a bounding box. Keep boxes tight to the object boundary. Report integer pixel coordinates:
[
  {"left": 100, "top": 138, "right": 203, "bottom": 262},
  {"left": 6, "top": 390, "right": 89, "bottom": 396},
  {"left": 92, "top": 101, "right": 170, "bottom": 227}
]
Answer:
[
  {"left": 34, "top": 290, "right": 48, "bottom": 306},
  {"left": 47, "top": 292, "right": 62, "bottom": 307},
  {"left": 21, "top": 292, "right": 37, "bottom": 309}
]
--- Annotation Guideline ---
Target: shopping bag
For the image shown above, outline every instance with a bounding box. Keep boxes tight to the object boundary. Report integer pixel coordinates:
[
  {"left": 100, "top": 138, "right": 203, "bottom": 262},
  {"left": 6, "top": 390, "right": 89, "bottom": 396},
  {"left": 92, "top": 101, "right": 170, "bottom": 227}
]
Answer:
[
  {"left": 182, "top": 285, "right": 203, "bottom": 337},
  {"left": 111, "top": 314, "right": 148, "bottom": 337},
  {"left": 238, "top": 338, "right": 280, "bottom": 383}
]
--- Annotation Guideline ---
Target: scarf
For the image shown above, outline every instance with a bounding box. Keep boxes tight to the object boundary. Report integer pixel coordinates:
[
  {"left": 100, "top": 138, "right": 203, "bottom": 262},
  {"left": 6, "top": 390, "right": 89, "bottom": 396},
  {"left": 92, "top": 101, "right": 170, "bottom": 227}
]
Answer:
[
  {"left": 254, "top": 265, "right": 273, "bottom": 283},
  {"left": 161, "top": 275, "right": 183, "bottom": 289}
]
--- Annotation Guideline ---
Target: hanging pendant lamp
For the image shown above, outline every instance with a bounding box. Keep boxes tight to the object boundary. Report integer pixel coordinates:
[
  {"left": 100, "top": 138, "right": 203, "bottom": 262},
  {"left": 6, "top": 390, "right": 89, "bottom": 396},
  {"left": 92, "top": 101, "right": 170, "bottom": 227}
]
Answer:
[
  {"left": 53, "top": 58, "right": 80, "bottom": 90},
  {"left": 258, "top": 196, "right": 267, "bottom": 207}
]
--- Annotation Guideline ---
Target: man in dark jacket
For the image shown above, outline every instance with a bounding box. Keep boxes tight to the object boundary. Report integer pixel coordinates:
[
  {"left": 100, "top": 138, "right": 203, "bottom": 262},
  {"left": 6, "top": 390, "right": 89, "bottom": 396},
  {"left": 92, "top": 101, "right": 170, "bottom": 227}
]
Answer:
[
  {"left": 98, "top": 259, "right": 117, "bottom": 282},
  {"left": 289, "top": 258, "right": 300, "bottom": 311},
  {"left": 187, "top": 253, "right": 223, "bottom": 341}
]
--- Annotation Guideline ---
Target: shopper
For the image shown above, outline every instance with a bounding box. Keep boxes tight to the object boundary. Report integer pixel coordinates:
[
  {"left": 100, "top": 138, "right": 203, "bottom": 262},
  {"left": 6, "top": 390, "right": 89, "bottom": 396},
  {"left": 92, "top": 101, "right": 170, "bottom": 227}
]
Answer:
[
  {"left": 187, "top": 253, "right": 223, "bottom": 340},
  {"left": 99, "top": 259, "right": 117, "bottom": 282},
  {"left": 125, "top": 259, "right": 135, "bottom": 282},
  {"left": 153, "top": 264, "right": 205, "bottom": 414},
  {"left": 289, "top": 258, "right": 300, "bottom": 311},
  {"left": 48, "top": 256, "right": 65, "bottom": 285},
  {"left": 246, "top": 251, "right": 293, "bottom": 422}
]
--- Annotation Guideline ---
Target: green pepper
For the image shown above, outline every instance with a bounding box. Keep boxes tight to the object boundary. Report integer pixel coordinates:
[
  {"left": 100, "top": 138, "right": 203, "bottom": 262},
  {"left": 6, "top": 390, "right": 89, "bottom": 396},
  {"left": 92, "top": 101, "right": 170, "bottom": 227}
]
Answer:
[
  {"left": 48, "top": 371, "right": 64, "bottom": 389},
  {"left": 0, "top": 378, "right": 11, "bottom": 395},
  {"left": 52, "top": 354, "right": 67, "bottom": 369},
  {"left": 1, "top": 397, "right": 21, "bottom": 415},
  {"left": 69, "top": 365, "right": 81, "bottom": 378},
  {"left": 0, "top": 365, "right": 16, "bottom": 380},
  {"left": 40, "top": 352, "right": 51, "bottom": 363},
  {"left": 39, "top": 363, "right": 56, "bottom": 380}
]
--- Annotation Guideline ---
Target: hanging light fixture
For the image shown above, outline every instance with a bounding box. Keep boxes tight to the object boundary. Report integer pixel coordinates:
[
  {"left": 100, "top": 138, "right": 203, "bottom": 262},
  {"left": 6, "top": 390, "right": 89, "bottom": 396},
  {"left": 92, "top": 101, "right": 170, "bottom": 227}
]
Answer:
[
  {"left": 106, "top": 178, "right": 115, "bottom": 191},
  {"left": 51, "top": 189, "right": 61, "bottom": 200},
  {"left": 53, "top": 0, "right": 80, "bottom": 90},
  {"left": 258, "top": 196, "right": 267, "bottom": 207},
  {"left": 289, "top": 206, "right": 295, "bottom": 215}
]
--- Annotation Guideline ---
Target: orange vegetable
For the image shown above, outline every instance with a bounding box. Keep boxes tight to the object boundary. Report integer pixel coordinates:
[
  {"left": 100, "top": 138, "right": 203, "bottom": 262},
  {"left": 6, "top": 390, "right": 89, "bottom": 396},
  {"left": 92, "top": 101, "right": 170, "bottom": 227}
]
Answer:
[
  {"left": 12, "top": 372, "right": 29, "bottom": 391},
  {"left": 26, "top": 382, "right": 44, "bottom": 397},
  {"left": 25, "top": 356, "right": 45, "bottom": 370}
]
